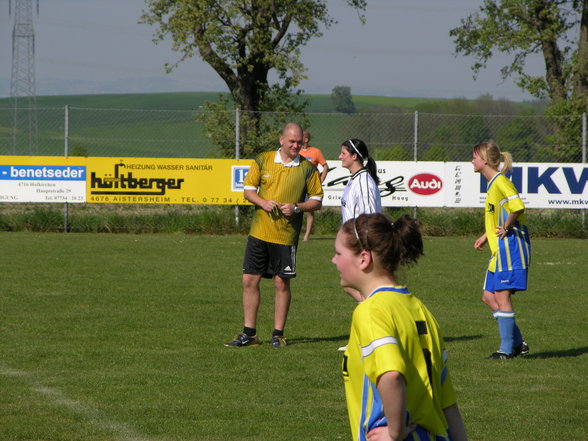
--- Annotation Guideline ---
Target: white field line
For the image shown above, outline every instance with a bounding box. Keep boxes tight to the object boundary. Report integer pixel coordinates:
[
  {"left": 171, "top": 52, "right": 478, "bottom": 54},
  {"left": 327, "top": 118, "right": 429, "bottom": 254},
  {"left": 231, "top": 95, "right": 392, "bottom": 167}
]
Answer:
[{"left": 1, "top": 364, "right": 150, "bottom": 441}]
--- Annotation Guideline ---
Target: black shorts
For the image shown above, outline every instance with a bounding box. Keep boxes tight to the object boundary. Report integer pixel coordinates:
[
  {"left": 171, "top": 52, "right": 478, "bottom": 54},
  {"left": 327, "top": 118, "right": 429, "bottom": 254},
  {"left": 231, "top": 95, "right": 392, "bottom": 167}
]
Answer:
[{"left": 243, "top": 236, "right": 297, "bottom": 279}]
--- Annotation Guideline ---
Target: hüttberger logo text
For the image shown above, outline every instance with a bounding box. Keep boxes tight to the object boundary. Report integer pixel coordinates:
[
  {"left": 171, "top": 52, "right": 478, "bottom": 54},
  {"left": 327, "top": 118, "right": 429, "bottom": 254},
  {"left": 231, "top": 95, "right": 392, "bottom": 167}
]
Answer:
[{"left": 90, "top": 162, "right": 184, "bottom": 196}]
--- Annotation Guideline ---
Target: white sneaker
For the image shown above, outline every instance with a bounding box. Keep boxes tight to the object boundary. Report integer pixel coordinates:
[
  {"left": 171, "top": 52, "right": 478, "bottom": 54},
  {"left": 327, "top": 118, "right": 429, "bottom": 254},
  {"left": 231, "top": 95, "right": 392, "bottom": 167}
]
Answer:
[{"left": 337, "top": 345, "right": 347, "bottom": 352}]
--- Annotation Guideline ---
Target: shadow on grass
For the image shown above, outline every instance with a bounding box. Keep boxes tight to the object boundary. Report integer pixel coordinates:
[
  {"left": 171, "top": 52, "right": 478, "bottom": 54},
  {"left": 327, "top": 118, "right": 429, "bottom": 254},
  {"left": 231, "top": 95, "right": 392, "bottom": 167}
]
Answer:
[
  {"left": 288, "top": 334, "right": 485, "bottom": 346},
  {"left": 288, "top": 335, "right": 349, "bottom": 345},
  {"left": 524, "top": 346, "right": 588, "bottom": 359},
  {"left": 445, "top": 334, "right": 484, "bottom": 343}
]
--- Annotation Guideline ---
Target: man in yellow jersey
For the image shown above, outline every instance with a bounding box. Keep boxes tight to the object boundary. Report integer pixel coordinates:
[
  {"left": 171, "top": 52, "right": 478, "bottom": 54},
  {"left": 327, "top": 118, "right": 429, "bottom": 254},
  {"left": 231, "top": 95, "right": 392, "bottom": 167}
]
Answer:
[{"left": 225, "top": 122, "right": 324, "bottom": 348}]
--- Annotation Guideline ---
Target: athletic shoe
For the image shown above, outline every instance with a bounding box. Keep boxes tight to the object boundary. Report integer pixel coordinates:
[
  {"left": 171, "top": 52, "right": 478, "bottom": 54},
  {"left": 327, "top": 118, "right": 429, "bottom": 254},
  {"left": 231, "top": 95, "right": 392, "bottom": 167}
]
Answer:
[
  {"left": 224, "top": 333, "right": 260, "bottom": 347},
  {"left": 487, "top": 351, "right": 513, "bottom": 360},
  {"left": 513, "top": 341, "right": 530, "bottom": 357},
  {"left": 337, "top": 345, "right": 348, "bottom": 352},
  {"left": 271, "top": 335, "right": 287, "bottom": 348}
]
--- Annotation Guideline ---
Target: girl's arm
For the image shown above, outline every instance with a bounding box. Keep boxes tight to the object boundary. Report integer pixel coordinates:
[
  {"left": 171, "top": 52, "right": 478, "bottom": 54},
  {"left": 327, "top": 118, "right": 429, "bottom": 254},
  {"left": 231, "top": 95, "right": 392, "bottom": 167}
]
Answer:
[
  {"left": 496, "top": 209, "right": 524, "bottom": 239},
  {"left": 366, "top": 371, "right": 416, "bottom": 441},
  {"left": 443, "top": 404, "right": 468, "bottom": 441}
]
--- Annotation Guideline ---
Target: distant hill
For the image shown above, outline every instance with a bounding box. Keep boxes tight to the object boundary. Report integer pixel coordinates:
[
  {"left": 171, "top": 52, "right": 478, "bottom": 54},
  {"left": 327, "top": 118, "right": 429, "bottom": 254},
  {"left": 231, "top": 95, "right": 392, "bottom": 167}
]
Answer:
[{"left": 0, "top": 91, "right": 543, "bottom": 114}]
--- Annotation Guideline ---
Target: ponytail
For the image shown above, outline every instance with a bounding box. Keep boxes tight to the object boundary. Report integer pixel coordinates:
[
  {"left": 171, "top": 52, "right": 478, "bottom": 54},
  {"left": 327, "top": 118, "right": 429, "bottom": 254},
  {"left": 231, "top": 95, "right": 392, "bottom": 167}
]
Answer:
[
  {"left": 473, "top": 141, "right": 514, "bottom": 174},
  {"left": 342, "top": 138, "right": 380, "bottom": 184},
  {"left": 342, "top": 213, "right": 423, "bottom": 276}
]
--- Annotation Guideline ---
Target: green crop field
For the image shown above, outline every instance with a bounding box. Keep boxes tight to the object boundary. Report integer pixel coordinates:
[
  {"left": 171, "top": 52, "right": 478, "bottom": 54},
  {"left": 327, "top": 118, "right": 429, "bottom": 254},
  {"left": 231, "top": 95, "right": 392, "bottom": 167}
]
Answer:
[{"left": 1, "top": 232, "right": 586, "bottom": 441}]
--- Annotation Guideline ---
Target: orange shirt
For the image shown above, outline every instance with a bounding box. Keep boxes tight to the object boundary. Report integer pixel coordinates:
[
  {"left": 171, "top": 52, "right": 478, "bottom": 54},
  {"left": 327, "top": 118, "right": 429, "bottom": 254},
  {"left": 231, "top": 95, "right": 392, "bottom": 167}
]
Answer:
[{"left": 300, "top": 146, "right": 327, "bottom": 168}]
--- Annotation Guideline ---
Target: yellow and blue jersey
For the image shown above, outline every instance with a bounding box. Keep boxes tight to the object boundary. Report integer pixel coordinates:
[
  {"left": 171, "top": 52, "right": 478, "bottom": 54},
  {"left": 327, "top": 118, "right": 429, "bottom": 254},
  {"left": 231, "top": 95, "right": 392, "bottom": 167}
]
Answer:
[
  {"left": 342, "top": 286, "right": 457, "bottom": 441},
  {"left": 243, "top": 150, "right": 323, "bottom": 245},
  {"left": 485, "top": 173, "right": 531, "bottom": 272}
]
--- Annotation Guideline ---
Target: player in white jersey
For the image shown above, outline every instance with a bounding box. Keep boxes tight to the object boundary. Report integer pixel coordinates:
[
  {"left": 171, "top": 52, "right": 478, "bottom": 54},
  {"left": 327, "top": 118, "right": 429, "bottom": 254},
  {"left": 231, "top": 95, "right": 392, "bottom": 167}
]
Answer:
[
  {"left": 339, "top": 138, "right": 382, "bottom": 223},
  {"left": 338, "top": 138, "right": 382, "bottom": 305}
]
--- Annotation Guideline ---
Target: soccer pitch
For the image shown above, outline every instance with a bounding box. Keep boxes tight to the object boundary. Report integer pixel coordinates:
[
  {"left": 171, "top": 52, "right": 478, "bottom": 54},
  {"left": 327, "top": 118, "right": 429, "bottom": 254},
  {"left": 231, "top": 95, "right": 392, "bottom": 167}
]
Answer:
[{"left": 1, "top": 233, "right": 587, "bottom": 441}]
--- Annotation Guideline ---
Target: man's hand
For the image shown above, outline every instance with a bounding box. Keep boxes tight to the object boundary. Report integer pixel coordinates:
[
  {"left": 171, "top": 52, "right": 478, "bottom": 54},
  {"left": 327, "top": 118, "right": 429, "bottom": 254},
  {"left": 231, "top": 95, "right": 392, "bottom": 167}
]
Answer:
[{"left": 278, "top": 202, "right": 296, "bottom": 216}]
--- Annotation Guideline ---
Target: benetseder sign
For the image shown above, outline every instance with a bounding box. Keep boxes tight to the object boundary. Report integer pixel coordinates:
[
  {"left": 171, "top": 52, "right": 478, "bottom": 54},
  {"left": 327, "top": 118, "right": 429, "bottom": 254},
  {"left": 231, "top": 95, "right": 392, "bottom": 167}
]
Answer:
[{"left": 1, "top": 156, "right": 586, "bottom": 209}]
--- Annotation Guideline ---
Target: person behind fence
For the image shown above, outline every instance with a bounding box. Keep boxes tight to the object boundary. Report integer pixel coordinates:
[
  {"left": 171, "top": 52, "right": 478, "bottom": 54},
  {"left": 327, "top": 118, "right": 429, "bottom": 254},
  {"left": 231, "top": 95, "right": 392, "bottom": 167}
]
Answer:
[
  {"left": 301, "top": 130, "right": 329, "bottom": 241},
  {"left": 225, "top": 122, "right": 324, "bottom": 349},
  {"left": 333, "top": 213, "right": 468, "bottom": 441},
  {"left": 472, "top": 141, "right": 531, "bottom": 360}
]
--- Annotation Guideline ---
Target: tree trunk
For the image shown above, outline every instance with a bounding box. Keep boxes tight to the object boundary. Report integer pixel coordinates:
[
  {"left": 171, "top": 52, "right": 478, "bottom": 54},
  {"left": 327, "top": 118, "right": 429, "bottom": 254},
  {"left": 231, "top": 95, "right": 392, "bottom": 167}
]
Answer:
[
  {"left": 536, "top": 0, "right": 568, "bottom": 103},
  {"left": 574, "top": 0, "right": 588, "bottom": 98}
]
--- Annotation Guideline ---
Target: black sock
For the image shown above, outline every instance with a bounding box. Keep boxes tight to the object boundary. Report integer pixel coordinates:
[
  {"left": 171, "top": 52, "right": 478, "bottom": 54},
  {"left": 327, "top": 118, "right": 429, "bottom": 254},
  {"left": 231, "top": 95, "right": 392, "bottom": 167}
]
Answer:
[
  {"left": 243, "top": 327, "right": 256, "bottom": 337},
  {"left": 272, "top": 328, "right": 284, "bottom": 337}
]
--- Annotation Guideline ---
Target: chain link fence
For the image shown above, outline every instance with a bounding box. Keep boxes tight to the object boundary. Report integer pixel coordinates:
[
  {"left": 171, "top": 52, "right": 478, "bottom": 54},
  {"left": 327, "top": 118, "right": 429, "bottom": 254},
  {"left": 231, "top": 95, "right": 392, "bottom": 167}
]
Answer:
[
  {"left": 0, "top": 106, "right": 585, "bottom": 235},
  {"left": 1, "top": 107, "right": 586, "bottom": 162}
]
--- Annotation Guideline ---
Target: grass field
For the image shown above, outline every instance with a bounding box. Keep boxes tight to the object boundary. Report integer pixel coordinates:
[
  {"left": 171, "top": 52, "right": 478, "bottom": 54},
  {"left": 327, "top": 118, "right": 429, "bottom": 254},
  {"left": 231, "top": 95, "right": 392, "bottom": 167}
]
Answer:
[{"left": 1, "top": 232, "right": 587, "bottom": 441}]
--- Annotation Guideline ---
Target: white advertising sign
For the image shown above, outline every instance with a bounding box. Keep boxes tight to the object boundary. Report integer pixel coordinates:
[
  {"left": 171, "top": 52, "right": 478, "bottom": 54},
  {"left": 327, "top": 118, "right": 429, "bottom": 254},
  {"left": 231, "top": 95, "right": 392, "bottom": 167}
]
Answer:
[
  {"left": 322, "top": 161, "right": 588, "bottom": 209},
  {"left": 0, "top": 162, "right": 86, "bottom": 203}
]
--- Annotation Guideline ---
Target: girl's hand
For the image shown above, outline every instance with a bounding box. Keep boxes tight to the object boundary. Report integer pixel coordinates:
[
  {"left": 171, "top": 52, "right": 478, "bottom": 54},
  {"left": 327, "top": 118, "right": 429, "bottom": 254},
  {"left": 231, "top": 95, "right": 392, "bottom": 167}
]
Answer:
[
  {"left": 367, "top": 423, "right": 417, "bottom": 441},
  {"left": 495, "top": 225, "right": 510, "bottom": 240},
  {"left": 474, "top": 234, "right": 487, "bottom": 250}
]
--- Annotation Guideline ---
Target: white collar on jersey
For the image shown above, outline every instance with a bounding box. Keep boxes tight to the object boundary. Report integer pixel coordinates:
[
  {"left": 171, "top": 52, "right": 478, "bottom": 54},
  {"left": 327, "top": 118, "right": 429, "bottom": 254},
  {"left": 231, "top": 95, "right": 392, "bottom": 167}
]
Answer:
[{"left": 275, "top": 149, "right": 301, "bottom": 167}]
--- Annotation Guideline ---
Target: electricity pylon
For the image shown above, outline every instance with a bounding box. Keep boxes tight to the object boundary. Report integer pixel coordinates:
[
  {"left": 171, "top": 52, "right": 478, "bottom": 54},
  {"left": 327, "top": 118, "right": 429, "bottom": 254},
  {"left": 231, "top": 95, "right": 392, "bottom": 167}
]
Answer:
[{"left": 10, "top": 0, "right": 39, "bottom": 154}]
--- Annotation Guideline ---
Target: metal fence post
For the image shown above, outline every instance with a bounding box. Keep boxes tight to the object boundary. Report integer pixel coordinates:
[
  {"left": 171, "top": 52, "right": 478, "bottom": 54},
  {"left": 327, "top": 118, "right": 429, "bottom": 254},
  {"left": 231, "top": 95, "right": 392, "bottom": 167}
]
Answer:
[
  {"left": 413, "top": 110, "right": 418, "bottom": 161},
  {"left": 64, "top": 105, "right": 69, "bottom": 233},
  {"left": 413, "top": 111, "right": 418, "bottom": 218},
  {"left": 235, "top": 108, "right": 241, "bottom": 227},
  {"left": 582, "top": 112, "right": 586, "bottom": 230}
]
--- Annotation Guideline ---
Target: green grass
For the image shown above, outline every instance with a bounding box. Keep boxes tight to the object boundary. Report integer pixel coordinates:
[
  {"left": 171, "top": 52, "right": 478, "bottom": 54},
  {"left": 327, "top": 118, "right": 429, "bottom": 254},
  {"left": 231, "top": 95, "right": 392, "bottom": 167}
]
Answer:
[{"left": 1, "top": 233, "right": 587, "bottom": 440}]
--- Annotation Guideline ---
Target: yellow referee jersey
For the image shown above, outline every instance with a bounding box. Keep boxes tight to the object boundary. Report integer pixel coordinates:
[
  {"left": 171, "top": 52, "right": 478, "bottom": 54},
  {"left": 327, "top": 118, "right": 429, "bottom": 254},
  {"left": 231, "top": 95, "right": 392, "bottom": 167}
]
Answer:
[{"left": 244, "top": 150, "right": 324, "bottom": 245}]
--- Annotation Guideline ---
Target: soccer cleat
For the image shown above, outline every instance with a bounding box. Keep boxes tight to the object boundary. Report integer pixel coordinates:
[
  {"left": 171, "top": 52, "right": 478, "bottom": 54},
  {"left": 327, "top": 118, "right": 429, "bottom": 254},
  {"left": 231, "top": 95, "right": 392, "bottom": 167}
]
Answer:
[
  {"left": 337, "top": 345, "right": 348, "bottom": 352},
  {"left": 271, "top": 335, "right": 287, "bottom": 348},
  {"left": 487, "top": 350, "right": 513, "bottom": 360},
  {"left": 513, "top": 341, "right": 529, "bottom": 357},
  {"left": 224, "top": 333, "right": 261, "bottom": 347}
]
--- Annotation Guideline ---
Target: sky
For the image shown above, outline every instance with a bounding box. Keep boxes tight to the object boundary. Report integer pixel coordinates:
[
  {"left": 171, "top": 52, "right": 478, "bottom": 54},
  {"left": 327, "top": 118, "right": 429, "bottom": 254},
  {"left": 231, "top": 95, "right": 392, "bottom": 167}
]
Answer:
[{"left": 0, "top": 0, "right": 546, "bottom": 101}]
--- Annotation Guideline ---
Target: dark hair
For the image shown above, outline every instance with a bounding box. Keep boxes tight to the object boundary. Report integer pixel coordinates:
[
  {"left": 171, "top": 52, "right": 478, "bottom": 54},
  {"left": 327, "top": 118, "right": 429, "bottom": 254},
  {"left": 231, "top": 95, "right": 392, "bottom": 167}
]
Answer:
[
  {"left": 341, "top": 213, "right": 423, "bottom": 275},
  {"left": 342, "top": 138, "right": 380, "bottom": 185}
]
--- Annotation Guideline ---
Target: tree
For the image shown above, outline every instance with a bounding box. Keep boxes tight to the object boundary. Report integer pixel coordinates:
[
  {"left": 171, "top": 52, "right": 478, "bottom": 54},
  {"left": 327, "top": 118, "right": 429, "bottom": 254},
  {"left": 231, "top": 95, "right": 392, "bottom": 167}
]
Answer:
[
  {"left": 331, "top": 86, "right": 356, "bottom": 113},
  {"left": 450, "top": 0, "right": 588, "bottom": 161},
  {"left": 141, "top": 0, "right": 366, "bottom": 157}
]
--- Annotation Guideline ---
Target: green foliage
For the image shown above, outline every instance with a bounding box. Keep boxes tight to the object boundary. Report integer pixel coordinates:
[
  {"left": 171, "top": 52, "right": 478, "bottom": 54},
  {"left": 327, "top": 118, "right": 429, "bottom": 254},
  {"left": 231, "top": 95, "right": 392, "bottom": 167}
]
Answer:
[
  {"left": 450, "top": 0, "right": 588, "bottom": 150},
  {"left": 421, "top": 144, "right": 449, "bottom": 161},
  {"left": 544, "top": 98, "right": 586, "bottom": 162},
  {"left": 1, "top": 205, "right": 585, "bottom": 238},
  {"left": 331, "top": 86, "right": 356, "bottom": 113},
  {"left": 140, "top": 0, "right": 365, "bottom": 154},
  {"left": 373, "top": 145, "right": 412, "bottom": 161}
]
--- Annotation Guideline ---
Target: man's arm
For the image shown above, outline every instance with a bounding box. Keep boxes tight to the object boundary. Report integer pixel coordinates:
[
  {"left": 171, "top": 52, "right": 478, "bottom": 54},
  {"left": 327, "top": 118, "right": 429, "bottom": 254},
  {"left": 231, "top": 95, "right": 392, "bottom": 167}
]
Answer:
[
  {"left": 244, "top": 189, "right": 276, "bottom": 212},
  {"left": 278, "top": 199, "right": 322, "bottom": 217}
]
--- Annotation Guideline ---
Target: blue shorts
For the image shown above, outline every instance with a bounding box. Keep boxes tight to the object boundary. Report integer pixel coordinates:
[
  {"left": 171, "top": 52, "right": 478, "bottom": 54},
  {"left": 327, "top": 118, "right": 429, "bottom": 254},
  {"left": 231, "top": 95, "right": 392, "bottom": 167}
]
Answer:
[{"left": 484, "top": 269, "right": 528, "bottom": 293}]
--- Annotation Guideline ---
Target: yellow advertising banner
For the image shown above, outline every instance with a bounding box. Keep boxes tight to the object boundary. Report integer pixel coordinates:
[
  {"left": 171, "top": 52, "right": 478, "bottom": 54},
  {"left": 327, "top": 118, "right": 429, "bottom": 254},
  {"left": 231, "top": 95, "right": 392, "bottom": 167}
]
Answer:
[
  {"left": 86, "top": 157, "right": 253, "bottom": 205},
  {"left": 1, "top": 156, "right": 254, "bottom": 205}
]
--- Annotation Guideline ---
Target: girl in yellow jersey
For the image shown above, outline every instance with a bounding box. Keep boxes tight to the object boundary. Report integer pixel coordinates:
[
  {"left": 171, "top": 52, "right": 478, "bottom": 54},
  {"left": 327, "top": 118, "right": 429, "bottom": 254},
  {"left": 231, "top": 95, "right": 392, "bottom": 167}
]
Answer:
[
  {"left": 332, "top": 213, "right": 468, "bottom": 441},
  {"left": 472, "top": 142, "right": 530, "bottom": 360}
]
